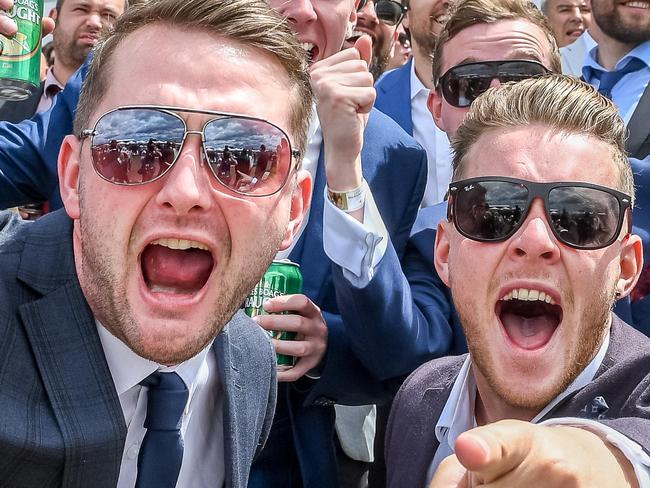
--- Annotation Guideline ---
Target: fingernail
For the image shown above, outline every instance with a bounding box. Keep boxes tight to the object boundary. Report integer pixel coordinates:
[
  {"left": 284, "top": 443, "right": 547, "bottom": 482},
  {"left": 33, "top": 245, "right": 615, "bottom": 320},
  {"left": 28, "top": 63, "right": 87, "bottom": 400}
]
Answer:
[
  {"left": 262, "top": 299, "right": 272, "bottom": 312},
  {"left": 471, "top": 435, "right": 490, "bottom": 457},
  {"left": 0, "top": 16, "right": 17, "bottom": 35}
]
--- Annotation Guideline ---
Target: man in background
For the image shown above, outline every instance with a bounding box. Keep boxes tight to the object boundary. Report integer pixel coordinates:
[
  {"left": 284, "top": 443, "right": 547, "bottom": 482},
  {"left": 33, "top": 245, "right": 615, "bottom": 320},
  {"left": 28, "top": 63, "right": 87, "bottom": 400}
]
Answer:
[{"left": 541, "top": 0, "right": 590, "bottom": 47}]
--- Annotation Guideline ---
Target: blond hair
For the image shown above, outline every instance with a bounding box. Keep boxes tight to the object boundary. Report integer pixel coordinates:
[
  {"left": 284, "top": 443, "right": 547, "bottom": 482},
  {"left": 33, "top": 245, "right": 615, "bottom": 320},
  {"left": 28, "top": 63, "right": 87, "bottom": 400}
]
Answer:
[
  {"left": 432, "top": 0, "right": 561, "bottom": 85},
  {"left": 74, "top": 0, "right": 312, "bottom": 154},
  {"left": 452, "top": 74, "right": 634, "bottom": 202}
]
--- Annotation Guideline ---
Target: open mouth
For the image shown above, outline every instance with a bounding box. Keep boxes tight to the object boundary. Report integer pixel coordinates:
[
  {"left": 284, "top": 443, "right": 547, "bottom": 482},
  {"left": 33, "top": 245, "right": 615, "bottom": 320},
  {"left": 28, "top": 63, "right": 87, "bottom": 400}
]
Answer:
[
  {"left": 566, "top": 27, "right": 584, "bottom": 38},
  {"left": 140, "top": 238, "right": 215, "bottom": 295},
  {"left": 432, "top": 13, "right": 450, "bottom": 25},
  {"left": 496, "top": 288, "right": 562, "bottom": 351},
  {"left": 301, "top": 42, "right": 319, "bottom": 63},
  {"left": 621, "top": 0, "right": 649, "bottom": 8}
]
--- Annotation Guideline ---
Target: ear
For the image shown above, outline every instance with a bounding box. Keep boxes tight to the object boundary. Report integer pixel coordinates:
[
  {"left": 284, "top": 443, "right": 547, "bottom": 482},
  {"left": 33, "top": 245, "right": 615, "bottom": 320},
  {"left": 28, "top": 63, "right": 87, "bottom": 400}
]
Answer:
[
  {"left": 49, "top": 7, "right": 58, "bottom": 21},
  {"left": 427, "top": 89, "right": 450, "bottom": 135},
  {"left": 349, "top": 0, "right": 358, "bottom": 25},
  {"left": 616, "top": 233, "right": 643, "bottom": 298},
  {"left": 434, "top": 220, "right": 452, "bottom": 287},
  {"left": 58, "top": 134, "right": 82, "bottom": 220},
  {"left": 278, "top": 169, "right": 312, "bottom": 251}
]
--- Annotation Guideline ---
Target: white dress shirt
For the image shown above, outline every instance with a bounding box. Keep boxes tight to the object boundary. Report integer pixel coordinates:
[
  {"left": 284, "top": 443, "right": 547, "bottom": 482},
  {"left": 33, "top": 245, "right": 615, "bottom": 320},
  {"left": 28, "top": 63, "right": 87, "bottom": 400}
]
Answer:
[
  {"left": 36, "top": 68, "right": 65, "bottom": 113},
  {"left": 96, "top": 322, "right": 224, "bottom": 488},
  {"left": 410, "top": 61, "right": 454, "bottom": 207},
  {"left": 427, "top": 331, "right": 650, "bottom": 486}
]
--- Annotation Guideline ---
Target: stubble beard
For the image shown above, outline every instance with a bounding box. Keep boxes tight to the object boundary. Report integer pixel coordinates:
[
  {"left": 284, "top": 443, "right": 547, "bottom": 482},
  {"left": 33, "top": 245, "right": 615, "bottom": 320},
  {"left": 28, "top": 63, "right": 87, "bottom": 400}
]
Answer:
[
  {"left": 76, "top": 185, "right": 286, "bottom": 365},
  {"left": 593, "top": 4, "right": 650, "bottom": 45},
  {"left": 450, "top": 270, "right": 613, "bottom": 414}
]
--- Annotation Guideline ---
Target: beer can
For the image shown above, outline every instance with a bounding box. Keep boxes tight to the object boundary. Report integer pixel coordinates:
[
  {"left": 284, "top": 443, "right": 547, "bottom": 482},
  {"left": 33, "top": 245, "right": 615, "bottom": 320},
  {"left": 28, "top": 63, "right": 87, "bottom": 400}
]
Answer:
[
  {"left": 0, "top": 0, "right": 44, "bottom": 100},
  {"left": 244, "top": 259, "right": 303, "bottom": 370}
]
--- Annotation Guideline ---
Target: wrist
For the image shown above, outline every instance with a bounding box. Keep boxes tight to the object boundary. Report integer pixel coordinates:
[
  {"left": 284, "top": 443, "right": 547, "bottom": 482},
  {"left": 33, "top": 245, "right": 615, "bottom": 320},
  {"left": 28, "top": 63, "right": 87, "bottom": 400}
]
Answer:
[{"left": 327, "top": 180, "right": 367, "bottom": 212}]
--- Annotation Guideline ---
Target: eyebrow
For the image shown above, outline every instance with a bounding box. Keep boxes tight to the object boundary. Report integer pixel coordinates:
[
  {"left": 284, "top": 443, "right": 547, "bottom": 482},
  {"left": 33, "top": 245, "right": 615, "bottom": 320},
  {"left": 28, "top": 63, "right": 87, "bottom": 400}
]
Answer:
[{"left": 456, "top": 50, "right": 544, "bottom": 66}]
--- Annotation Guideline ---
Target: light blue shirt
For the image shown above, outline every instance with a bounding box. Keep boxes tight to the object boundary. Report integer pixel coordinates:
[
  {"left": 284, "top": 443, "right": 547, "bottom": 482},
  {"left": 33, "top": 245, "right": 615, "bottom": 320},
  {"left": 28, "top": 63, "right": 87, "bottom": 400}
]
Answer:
[{"left": 582, "top": 40, "right": 650, "bottom": 126}]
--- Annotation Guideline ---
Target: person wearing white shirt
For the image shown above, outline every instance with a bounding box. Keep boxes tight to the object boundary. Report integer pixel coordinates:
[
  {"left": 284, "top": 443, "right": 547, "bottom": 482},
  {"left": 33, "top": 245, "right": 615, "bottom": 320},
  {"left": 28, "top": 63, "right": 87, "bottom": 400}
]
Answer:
[{"left": 385, "top": 74, "right": 650, "bottom": 488}]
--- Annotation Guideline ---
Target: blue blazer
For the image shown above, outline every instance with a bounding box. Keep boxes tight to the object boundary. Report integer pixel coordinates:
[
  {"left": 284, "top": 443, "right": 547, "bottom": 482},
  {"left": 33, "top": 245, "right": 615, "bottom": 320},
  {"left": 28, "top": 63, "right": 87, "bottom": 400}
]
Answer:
[
  {"left": 250, "top": 108, "right": 428, "bottom": 488},
  {"left": 374, "top": 59, "right": 413, "bottom": 135},
  {"left": 0, "top": 210, "right": 276, "bottom": 488}
]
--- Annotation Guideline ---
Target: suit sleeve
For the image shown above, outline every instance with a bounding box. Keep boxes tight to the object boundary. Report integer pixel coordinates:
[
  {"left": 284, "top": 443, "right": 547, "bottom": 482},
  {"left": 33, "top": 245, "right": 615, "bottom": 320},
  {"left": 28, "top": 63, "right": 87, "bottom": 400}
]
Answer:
[{"left": 0, "top": 60, "right": 86, "bottom": 209}]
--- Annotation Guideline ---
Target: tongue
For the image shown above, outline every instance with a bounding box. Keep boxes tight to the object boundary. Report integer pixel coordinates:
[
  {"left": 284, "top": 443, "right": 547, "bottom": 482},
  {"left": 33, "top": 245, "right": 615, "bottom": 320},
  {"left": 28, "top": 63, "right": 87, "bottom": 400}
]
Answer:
[
  {"left": 501, "top": 311, "right": 557, "bottom": 350},
  {"left": 142, "top": 244, "right": 213, "bottom": 294}
]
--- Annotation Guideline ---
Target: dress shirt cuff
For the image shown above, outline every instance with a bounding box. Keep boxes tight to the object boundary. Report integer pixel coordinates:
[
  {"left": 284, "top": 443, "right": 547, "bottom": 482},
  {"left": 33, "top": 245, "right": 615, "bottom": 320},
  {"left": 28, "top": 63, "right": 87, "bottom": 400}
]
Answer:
[
  {"left": 323, "top": 182, "right": 387, "bottom": 287},
  {"left": 541, "top": 417, "right": 650, "bottom": 487}
]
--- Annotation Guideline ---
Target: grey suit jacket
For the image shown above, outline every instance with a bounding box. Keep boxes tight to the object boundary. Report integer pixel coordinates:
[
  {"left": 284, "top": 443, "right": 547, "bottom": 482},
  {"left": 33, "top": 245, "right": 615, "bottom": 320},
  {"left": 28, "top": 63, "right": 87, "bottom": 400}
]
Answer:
[
  {"left": 0, "top": 210, "right": 276, "bottom": 488},
  {"left": 385, "top": 316, "right": 650, "bottom": 488}
]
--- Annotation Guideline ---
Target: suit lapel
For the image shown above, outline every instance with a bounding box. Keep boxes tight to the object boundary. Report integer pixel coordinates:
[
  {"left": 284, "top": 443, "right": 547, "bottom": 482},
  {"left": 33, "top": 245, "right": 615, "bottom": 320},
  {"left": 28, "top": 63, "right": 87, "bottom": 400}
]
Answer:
[
  {"left": 290, "top": 149, "right": 330, "bottom": 301},
  {"left": 16, "top": 211, "right": 126, "bottom": 487},
  {"left": 626, "top": 81, "right": 650, "bottom": 158},
  {"left": 214, "top": 321, "right": 246, "bottom": 488}
]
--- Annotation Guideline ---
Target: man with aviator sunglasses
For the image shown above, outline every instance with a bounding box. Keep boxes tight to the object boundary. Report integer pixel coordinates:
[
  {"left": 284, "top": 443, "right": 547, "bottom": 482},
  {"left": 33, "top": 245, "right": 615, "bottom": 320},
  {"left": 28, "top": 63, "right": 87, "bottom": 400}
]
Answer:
[{"left": 387, "top": 74, "right": 650, "bottom": 488}]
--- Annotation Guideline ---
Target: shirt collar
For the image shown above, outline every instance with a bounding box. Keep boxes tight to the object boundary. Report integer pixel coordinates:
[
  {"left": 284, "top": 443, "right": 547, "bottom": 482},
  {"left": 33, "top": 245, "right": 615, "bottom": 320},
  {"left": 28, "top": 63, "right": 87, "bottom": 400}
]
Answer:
[
  {"left": 96, "top": 320, "right": 213, "bottom": 397},
  {"left": 410, "top": 59, "right": 429, "bottom": 101},
  {"left": 583, "top": 39, "right": 650, "bottom": 82},
  {"left": 435, "top": 329, "right": 612, "bottom": 449},
  {"left": 43, "top": 67, "right": 65, "bottom": 97}
]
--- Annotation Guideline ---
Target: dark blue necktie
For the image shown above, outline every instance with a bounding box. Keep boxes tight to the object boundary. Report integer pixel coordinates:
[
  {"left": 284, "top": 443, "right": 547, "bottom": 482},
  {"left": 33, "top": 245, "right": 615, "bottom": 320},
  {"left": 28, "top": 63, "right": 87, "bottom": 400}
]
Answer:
[
  {"left": 596, "top": 57, "right": 645, "bottom": 99},
  {"left": 135, "top": 372, "right": 189, "bottom": 488}
]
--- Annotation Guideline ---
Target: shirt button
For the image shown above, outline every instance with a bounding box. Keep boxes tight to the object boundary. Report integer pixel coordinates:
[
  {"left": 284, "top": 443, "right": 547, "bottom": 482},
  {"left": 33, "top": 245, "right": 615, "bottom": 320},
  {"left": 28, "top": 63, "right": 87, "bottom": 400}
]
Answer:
[{"left": 126, "top": 443, "right": 140, "bottom": 460}]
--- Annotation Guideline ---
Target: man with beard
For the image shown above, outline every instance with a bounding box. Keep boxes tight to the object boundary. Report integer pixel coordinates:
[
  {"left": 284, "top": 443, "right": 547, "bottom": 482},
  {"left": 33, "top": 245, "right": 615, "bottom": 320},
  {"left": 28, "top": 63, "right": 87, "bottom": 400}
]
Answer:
[
  {"left": 374, "top": 0, "right": 454, "bottom": 206},
  {"left": 386, "top": 74, "right": 650, "bottom": 488},
  {"left": 344, "top": 0, "right": 407, "bottom": 80},
  {"left": 582, "top": 0, "right": 650, "bottom": 161},
  {"left": 0, "top": 0, "right": 124, "bottom": 123},
  {"left": 0, "top": 0, "right": 313, "bottom": 486}
]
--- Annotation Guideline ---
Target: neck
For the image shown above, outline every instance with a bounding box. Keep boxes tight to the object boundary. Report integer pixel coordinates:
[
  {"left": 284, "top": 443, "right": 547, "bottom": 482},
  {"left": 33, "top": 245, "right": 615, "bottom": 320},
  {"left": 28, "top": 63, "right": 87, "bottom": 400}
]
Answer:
[
  {"left": 593, "top": 27, "right": 637, "bottom": 70},
  {"left": 473, "top": 368, "right": 539, "bottom": 426},
  {"left": 412, "top": 42, "right": 434, "bottom": 89},
  {"left": 52, "top": 62, "right": 75, "bottom": 86}
]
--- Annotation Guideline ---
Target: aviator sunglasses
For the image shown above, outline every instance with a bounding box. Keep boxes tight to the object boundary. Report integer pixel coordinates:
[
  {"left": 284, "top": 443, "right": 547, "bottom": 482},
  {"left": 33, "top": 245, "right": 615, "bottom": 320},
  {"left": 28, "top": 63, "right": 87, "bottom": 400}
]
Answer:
[
  {"left": 79, "top": 105, "right": 301, "bottom": 197},
  {"left": 358, "top": 0, "right": 407, "bottom": 26},
  {"left": 436, "top": 60, "right": 550, "bottom": 108},
  {"left": 447, "top": 177, "right": 632, "bottom": 250}
]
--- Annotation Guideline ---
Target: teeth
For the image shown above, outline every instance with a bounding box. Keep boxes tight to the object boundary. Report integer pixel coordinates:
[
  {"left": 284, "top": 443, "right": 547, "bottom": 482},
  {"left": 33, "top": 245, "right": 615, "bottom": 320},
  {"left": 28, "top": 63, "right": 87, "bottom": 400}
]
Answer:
[
  {"left": 433, "top": 14, "right": 450, "bottom": 23},
  {"left": 300, "top": 42, "right": 314, "bottom": 52},
  {"left": 625, "top": 1, "right": 649, "bottom": 7},
  {"left": 501, "top": 288, "right": 556, "bottom": 305},
  {"left": 151, "top": 238, "right": 209, "bottom": 251}
]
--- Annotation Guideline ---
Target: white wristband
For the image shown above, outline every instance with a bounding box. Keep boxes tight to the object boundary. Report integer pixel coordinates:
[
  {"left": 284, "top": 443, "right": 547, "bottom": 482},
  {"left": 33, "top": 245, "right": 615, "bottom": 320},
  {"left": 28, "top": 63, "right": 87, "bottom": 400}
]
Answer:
[{"left": 327, "top": 180, "right": 366, "bottom": 212}]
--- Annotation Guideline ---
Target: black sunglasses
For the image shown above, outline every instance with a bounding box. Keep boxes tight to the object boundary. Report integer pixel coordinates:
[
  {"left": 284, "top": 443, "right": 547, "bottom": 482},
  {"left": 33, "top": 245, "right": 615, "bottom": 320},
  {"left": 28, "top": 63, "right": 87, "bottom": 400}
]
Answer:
[
  {"left": 358, "top": 0, "right": 407, "bottom": 26},
  {"left": 447, "top": 177, "right": 632, "bottom": 250},
  {"left": 79, "top": 105, "right": 300, "bottom": 197},
  {"left": 436, "top": 60, "right": 550, "bottom": 108}
]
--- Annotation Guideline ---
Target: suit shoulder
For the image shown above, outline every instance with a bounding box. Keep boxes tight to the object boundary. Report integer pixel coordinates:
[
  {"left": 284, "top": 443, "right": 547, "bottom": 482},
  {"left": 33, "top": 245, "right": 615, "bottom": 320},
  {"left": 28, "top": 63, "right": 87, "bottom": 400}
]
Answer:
[
  {"left": 396, "top": 355, "right": 466, "bottom": 402},
  {"left": 375, "top": 63, "right": 408, "bottom": 93},
  {"left": 366, "top": 108, "right": 421, "bottom": 150},
  {"left": 0, "top": 211, "right": 29, "bottom": 259}
]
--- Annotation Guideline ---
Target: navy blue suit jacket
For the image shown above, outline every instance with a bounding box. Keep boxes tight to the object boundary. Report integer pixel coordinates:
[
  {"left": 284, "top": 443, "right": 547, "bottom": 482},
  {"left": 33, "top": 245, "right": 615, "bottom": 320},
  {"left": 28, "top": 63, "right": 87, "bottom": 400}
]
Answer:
[
  {"left": 374, "top": 59, "right": 413, "bottom": 135},
  {"left": 251, "top": 108, "right": 428, "bottom": 488}
]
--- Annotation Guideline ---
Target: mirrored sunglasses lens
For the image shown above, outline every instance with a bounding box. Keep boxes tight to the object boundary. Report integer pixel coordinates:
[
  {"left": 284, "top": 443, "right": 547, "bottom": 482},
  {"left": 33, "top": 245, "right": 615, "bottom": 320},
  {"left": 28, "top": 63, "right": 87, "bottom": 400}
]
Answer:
[
  {"left": 548, "top": 187, "right": 620, "bottom": 248},
  {"left": 497, "top": 61, "right": 548, "bottom": 83},
  {"left": 376, "top": 1, "right": 402, "bottom": 25},
  {"left": 203, "top": 118, "right": 292, "bottom": 195},
  {"left": 442, "top": 74, "right": 492, "bottom": 107},
  {"left": 455, "top": 181, "right": 528, "bottom": 240},
  {"left": 91, "top": 108, "right": 182, "bottom": 184}
]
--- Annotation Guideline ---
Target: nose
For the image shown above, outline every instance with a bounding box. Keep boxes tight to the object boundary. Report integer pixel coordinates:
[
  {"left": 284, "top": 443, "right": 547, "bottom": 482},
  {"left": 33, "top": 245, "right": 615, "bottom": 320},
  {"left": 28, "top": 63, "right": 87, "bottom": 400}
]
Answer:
[
  {"left": 85, "top": 11, "right": 103, "bottom": 30},
  {"left": 154, "top": 135, "right": 213, "bottom": 216},
  {"left": 507, "top": 199, "right": 561, "bottom": 263},
  {"left": 358, "top": 1, "right": 379, "bottom": 28},
  {"left": 277, "top": 0, "right": 317, "bottom": 26}
]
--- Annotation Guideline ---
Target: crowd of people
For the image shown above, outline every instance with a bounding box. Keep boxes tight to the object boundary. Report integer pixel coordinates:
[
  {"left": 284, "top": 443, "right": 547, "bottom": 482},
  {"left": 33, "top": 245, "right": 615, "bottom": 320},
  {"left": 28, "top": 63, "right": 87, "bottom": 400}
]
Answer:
[{"left": 0, "top": 0, "right": 648, "bottom": 487}]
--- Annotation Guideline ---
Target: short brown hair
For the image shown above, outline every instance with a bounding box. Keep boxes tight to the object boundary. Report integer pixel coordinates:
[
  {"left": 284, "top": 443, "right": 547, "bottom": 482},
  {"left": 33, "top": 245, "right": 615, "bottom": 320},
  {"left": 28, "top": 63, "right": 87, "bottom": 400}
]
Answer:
[
  {"left": 452, "top": 74, "right": 634, "bottom": 202},
  {"left": 74, "top": 0, "right": 313, "bottom": 154},
  {"left": 431, "top": 0, "right": 562, "bottom": 85}
]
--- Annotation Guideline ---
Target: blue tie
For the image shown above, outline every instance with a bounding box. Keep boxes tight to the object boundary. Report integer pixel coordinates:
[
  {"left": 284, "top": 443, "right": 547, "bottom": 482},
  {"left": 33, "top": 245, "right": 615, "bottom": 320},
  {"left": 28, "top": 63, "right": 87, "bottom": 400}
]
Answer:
[
  {"left": 135, "top": 372, "right": 189, "bottom": 488},
  {"left": 595, "top": 58, "right": 645, "bottom": 99}
]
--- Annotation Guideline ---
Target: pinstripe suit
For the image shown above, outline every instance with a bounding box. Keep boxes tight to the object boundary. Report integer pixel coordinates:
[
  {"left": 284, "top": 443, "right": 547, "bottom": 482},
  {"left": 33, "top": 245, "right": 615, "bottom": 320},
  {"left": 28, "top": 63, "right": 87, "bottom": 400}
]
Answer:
[{"left": 0, "top": 209, "right": 276, "bottom": 488}]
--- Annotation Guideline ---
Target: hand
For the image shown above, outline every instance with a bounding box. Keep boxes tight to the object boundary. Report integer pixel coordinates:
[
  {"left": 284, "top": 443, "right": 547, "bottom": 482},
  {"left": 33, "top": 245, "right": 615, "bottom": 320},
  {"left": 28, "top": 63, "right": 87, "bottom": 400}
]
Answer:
[
  {"left": 0, "top": 0, "right": 55, "bottom": 41},
  {"left": 429, "top": 420, "right": 638, "bottom": 488},
  {"left": 310, "top": 35, "right": 374, "bottom": 193},
  {"left": 254, "top": 294, "right": 328, "bottom": 382}
]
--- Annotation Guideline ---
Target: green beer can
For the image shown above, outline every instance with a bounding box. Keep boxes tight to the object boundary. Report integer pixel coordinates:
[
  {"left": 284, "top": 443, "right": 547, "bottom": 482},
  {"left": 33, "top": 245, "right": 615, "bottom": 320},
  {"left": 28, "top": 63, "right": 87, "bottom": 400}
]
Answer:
[
  {"left": 0, "top": 0, "right": 44, "bottom": 100},
  {"left": 244, "top": 259, "right": 303, "bottom": 370}
]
